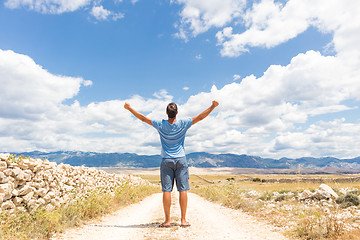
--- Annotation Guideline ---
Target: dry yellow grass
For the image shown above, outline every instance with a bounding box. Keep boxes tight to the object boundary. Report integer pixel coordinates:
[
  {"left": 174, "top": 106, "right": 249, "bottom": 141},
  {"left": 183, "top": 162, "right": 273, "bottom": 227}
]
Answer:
[
  {"left": 137, "top": 173, "right": 360, "bottom": 192},
  {"left": 189, "top": 174, "right": 360, "bottom": 191},
  {"left": 187, "top": 173, "right": 360, "bottom": 240}
]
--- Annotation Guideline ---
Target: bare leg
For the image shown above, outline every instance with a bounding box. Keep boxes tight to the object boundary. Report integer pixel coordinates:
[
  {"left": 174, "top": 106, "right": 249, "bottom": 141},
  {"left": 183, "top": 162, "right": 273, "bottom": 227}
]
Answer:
[
  {"left": 179, "top": 191, "right": 189, "bottom": 225},
  {"left": 162, "top": 192, "right": 171, "bottom": 226}
]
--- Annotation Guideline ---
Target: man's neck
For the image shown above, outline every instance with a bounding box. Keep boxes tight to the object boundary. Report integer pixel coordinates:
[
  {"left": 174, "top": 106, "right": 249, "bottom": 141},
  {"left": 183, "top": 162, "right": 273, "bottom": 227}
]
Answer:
[{"left": 167, "top": 117, "right": 176, "bottom": 124}]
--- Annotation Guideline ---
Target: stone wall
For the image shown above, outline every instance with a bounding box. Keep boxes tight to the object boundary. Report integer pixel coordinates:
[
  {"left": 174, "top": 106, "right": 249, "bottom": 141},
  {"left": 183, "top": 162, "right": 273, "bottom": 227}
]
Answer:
[{"left": 0, "top": 153, "right": 148, "bottom": 212}]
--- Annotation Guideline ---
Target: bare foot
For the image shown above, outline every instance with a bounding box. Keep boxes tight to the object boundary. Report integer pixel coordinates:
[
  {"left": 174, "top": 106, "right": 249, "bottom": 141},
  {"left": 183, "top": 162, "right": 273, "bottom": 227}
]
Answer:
[
  {"left": 159, "top": 222, "right": 171, "bottom": 228},
  {"left": 180, "top": 221, "right": 191, "bottom": 227}
]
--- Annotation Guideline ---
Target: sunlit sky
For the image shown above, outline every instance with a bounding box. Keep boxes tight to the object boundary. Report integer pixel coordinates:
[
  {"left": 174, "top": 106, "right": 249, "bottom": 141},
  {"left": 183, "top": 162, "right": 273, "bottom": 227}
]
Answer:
[{"left": 1, "top": 0, "right": 360, "bottom": 159}]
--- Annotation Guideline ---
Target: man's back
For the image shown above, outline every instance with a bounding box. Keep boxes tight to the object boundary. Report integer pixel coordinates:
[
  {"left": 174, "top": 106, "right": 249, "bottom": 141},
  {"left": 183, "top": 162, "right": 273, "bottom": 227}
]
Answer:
[{"left": 151, "top": 118, "right": 193, "bottom": 158}]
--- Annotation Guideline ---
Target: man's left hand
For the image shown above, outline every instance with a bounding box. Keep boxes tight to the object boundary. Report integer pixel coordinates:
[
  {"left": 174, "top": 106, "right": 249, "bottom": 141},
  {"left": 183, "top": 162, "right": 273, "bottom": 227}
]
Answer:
[{"left": 124, "top": 102, "right": 131, "bottom": 110}]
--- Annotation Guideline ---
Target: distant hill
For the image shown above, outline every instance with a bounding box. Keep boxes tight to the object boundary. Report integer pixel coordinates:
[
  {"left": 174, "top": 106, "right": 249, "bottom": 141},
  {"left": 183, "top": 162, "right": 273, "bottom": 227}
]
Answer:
[{"left": 10, "top": 151, "right": 360, "bottom": 173}]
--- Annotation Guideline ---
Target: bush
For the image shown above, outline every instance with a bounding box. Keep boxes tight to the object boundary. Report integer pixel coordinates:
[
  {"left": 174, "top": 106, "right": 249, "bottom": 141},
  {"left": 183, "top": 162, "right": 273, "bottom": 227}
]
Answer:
[
  {"left": 336, "top": 193, "right": 360, "bottom": 208},
  {"left": 252, "top": 177, "right": 261, "bottom": 182},
  {"left": 274, "top": 195, "right": 286, "bottom": 202},
  {"left": 295, "top": 210, "right": 344, "bottom": 239},
  {"left": 259, "top": 191, "right": 272, "bottom": 201},
  {"left": 349, "top": 190, "right": 360, "bottom": 196}
]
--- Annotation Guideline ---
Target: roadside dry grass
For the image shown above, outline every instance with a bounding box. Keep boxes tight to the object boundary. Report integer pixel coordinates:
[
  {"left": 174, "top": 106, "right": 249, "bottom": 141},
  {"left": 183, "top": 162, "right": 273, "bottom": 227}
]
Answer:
[
  {"left": 189, "top": 174, "right": 360, "bottom": 240},
  {"left": 0, "top": 182, "right": 159, "bottom": 240}
]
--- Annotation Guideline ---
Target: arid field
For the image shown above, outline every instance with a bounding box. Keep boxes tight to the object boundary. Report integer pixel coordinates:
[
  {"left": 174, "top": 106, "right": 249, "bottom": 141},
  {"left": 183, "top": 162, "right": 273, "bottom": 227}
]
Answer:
[{"left": 100, "top": 167, "right": 360, "bottom": 240}]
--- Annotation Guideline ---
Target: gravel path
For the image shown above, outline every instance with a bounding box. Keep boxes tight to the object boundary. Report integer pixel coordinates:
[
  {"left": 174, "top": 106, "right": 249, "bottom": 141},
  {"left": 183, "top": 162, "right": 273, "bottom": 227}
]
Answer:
[{"left": 54, "top": 192, "right": 289, "bottom": 240}]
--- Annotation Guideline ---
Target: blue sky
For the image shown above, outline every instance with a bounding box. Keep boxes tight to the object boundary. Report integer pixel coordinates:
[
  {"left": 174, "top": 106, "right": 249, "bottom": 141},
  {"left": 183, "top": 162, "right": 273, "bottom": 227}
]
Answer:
[{"left": 1, "top": 0, "right": 360, "bottom": 159}]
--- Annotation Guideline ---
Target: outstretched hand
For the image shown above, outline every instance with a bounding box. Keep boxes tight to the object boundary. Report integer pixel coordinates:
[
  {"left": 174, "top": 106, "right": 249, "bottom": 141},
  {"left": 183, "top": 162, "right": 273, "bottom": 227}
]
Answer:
[
  {"left": 124, "top": 102, "right": 131, "bottom": 110},
  {"left": 212, "top": 100, "right": 219, "bottom": 108}
]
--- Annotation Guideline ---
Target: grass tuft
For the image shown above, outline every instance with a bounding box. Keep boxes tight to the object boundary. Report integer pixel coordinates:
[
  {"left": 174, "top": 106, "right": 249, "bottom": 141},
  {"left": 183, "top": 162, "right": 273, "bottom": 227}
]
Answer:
[{"left": 295, "top": 209, "right": 345, "bottom": 240}]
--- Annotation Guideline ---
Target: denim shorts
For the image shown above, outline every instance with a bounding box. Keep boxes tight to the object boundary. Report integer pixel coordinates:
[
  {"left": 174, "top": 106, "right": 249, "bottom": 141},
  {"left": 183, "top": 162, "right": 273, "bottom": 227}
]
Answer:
[{"left": 160, "top": 157, "right": 189, "bottom": 192}]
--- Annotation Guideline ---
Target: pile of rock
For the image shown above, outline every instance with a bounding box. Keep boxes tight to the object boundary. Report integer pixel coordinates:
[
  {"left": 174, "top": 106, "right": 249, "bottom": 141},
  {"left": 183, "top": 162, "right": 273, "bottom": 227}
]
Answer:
[
  {"left": 299, "top": 184, "right": 339, "bottom": 201},
  {"left": 0, "top": 153, "right": 148, "bottom": 212}
]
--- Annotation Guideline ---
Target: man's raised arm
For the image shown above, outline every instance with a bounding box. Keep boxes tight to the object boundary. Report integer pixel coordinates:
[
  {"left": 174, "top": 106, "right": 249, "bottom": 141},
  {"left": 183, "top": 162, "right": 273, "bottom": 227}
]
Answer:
[
  {"left": 124, "top": 102, "right": 152, "bottom": 126},
  {"left": 192, "top": 100, "right": 219, "bottom": 125}
]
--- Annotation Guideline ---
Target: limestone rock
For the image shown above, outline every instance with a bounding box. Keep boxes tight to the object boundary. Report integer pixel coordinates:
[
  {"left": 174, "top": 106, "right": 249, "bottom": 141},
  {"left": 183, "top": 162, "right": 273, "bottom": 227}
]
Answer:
[
  {"left": 0, "top": 161, "right": 7, "bottom": 171},
  {"left": 299, "top": 189, "right": 313, "bottom": 200},
  {"left": 0, "top": 183, "right": 15, "bottom": 200},
  {"left": 312, "top": 189, "right": 331, "bottom": 200},
  {"left": 1, "top": 200, "right": 15, "bottom": 210},
  {"left": 0, "top": 172, "right": 9, "bottom": 184},
  {"left": 0, "top": 153, "right": 10, "bottom": 161},
  {"left": 12, "top": 188, "right": 19, "bottom": 197},
  {"left": 319, "top": 184, "right": 338, "bottom": 199},
  {"left": 37, "top": 198, "right": 46, "bottom": 205},
  {"left": 13, "top": 197, "right": 23, "bottom": 206},
  {"left": 18, "top": 184, "right": 33, "bottom": 196},
  {"left": 37, "top": 188, "right": 48, "bottom": 197},
  {"left": 3, "top": 169, "right": 13, "bottom": 177},
  {"left": 23, "top": 191, "right": 35, "bottom": 203},
  {"left": 27, "top": 199, "right": 39, "bottom": 211},
  {"left": 247, "top": 190, "right": 261, "bottom": 197},
  {"left": 0, "top": 153, "right": 149, "bottom": 213}
]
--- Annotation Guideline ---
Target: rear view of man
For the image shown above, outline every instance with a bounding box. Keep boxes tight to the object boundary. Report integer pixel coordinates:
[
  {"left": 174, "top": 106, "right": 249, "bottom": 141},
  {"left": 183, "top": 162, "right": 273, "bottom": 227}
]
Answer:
[{"left": 124, "top": 100, "right": 219, "bottom": 227}]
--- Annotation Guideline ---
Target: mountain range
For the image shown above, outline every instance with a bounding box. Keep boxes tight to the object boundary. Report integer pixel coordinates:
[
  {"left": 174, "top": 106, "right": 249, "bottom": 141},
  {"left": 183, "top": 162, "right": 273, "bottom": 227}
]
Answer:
[{"left": 9, "top": 151, "right": 360, "bottom": 173}]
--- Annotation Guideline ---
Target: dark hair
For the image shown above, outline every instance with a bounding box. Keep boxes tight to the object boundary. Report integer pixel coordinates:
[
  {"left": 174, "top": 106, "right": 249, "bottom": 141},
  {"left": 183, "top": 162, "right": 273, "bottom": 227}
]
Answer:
[{"left": 166, "top": 103, "right": 178, "bottom": 118}]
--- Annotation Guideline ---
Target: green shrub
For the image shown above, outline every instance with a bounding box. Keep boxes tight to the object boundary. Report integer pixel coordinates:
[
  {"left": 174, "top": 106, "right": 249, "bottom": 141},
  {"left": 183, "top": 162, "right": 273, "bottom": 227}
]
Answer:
[
  {"left": 252, "top": 177, "right": 261, "bottom": 182},
  {"left": 336, "top": 193, "right": 360, "bottom": 208}
]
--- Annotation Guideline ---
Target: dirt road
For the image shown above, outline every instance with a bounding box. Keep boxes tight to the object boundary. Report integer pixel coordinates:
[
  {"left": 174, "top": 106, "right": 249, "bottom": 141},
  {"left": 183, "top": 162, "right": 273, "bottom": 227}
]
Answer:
[{"left": 54, "top": 192, "right": 289, "bottom": 240}]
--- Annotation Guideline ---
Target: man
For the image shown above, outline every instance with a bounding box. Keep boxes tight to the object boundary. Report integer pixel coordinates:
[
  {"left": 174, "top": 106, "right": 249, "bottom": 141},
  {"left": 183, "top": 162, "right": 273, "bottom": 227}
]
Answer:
[{"left": 124, "top": 100, "right": 219, "bottom": 227}]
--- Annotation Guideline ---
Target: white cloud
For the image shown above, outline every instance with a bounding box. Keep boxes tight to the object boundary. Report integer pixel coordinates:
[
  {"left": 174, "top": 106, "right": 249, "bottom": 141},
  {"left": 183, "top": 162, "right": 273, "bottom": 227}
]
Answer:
[
  {"left": 173, "top": 0, "right": 246, "bottom": 40},
  {"left": 183, "top": 86, "right": 189, "bottom": 91},
  {"left": 112, "top": 12, "right": 125, "bottom": 21},
  {"left": 177, "top": 49, "right": 360, "bottom": 158},
  {"left": 152, "top": 89, "right": 173, "bottom": 101},
  {"left": 0, "top": 49, "right": 163, "bottom": 153},
  {"left": 216, "top": 0, "right": 360, "bottom": 58},
  {"left": 232, "top": 74, "right": 241, "bottom": 81},
  {"left": 89, "top": 5, "right": 124, "bottom": 21},
  {"left": 90, "top": 5, "right": 111, "bottom": 21},
  {"left": 0, "top": 49, "right": 91, "bottom": 119},
  {"left": 5, "top": 0, "right": 125, "bottom": 21},
  {"left": 271, "top": 119, "right": 360, "bottom": 158},
  {"left": 5, "top": 0, "right": 92, "bottom": 14}
]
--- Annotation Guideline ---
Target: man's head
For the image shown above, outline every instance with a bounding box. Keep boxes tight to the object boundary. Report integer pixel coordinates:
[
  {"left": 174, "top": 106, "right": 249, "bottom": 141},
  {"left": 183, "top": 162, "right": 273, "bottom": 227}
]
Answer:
[{"left": 166, "top": 103, "right": 178, "bottom": 118}]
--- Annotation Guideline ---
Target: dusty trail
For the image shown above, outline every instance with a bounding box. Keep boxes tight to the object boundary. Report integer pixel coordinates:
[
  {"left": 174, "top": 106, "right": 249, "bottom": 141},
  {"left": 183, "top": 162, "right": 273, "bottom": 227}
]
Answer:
[{"left": 55, "top": 192, "right": 289, "bottom": 240}]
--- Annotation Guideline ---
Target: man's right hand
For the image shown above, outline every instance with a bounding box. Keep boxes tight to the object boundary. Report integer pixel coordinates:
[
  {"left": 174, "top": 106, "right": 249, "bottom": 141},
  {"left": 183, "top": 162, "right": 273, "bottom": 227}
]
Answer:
[
  {"left": 212, "top": 100, "right": 219, "bottom": 108},
  {"left": 124, "top": 102, "right": 131, "bottom": 110}
]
